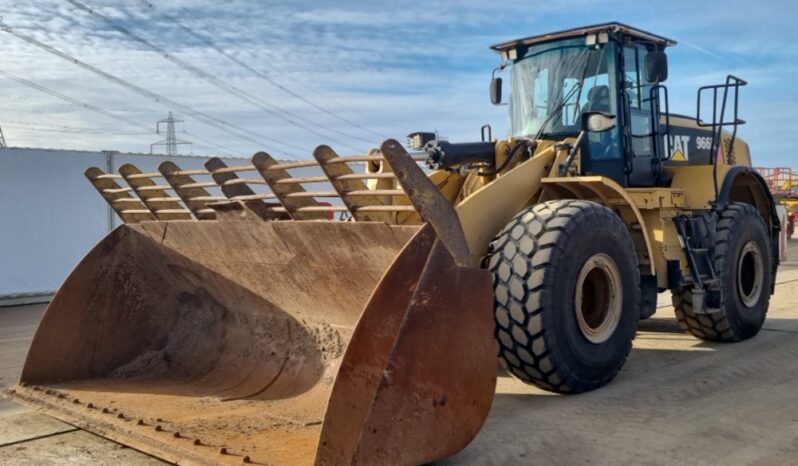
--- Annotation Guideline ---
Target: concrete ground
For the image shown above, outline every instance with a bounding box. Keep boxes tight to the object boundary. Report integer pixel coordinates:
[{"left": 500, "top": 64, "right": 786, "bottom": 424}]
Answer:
[
  {"left": 0, "top": 304, "right": 165, "bottom": 465},
  {"left": 2, "top": 242, "right": 798, "bottom": 465}
]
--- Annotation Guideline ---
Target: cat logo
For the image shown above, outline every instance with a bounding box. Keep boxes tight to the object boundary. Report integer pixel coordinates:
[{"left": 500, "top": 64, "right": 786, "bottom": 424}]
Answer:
[
  {"left": 671, "top": 149, "right": 687, "bottom": 161},
  {"left": 665, "top": 134, "right": 691, "bottom": 160}
]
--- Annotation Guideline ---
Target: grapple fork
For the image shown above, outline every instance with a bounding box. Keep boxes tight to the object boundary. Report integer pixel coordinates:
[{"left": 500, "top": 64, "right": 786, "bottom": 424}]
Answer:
[{"left": 9, "top": 140, "right": 497, "bottom": 465}]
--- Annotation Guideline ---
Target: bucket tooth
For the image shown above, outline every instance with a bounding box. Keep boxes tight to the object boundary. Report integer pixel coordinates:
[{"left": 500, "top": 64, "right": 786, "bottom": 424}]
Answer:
[
  {"left": 205, "top": 157, "right": 287, "bottom": 220},
  {"left": 159, "top": 161, "right": 220, "bottom": 220},
  {"left": 252, "top": 151, "right": 328, "bottom": 220},
  {"left": 85, "top": 167, "right": 155, "bottom": 223},
  {"left": 118, "top": 164, "right": 192, "bottom": 221},
  {"left": 312, "top": 145, "right": 392, "bottom": 223}
]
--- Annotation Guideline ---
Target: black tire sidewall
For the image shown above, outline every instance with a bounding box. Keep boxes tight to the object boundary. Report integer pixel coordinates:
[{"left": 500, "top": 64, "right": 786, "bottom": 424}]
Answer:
[
  {"left": 545, "top": 219, "right": 639, "bottom": 382},
  {"left": 720, "top": 208, "right": 772, "bottom": 336}
]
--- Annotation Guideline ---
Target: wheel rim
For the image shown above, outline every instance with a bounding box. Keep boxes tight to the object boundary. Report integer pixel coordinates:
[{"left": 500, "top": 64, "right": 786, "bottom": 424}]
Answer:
[
  {"left": 575, "top": 253, "right": 623, "bottom": 344},
  {"left": 738, "top": 240, "right": 764, "bottom": 308}
]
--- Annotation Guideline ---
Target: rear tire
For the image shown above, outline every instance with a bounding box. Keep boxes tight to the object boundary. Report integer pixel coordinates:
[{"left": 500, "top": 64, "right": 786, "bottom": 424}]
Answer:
[
  {"left": 488, "top": 200, "right": 640, "bottom": 393},
  {"left": 672, "top": 203, "right": 772, "bottom": 341}
]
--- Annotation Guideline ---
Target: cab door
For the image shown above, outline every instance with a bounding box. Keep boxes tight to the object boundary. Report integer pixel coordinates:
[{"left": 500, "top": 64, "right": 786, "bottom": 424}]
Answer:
[
  {"left": 577, "top": 42, "right": 626, "bottom": 184},
  {"left": 622, "top": 44, "right": 660, "bottom": 187}
]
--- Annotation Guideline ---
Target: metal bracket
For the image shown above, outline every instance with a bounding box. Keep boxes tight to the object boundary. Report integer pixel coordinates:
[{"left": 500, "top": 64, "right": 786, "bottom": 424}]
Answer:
[{"left": 380, "top": 139, "right": 473, "bottom": 267}]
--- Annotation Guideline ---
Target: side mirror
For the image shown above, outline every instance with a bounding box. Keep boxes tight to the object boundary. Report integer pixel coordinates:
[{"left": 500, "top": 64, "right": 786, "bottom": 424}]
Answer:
[
  {"left": 581, "top": 111, "right": 616, "bottom": 132},
  {"left": 490, "top": 77, "right": 502, "bottom": 105},
  {"left": 645, "top": 51, "right": 668, "bottom": 82}
]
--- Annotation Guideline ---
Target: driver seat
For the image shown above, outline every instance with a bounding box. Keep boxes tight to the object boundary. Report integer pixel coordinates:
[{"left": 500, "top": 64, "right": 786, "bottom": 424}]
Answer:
[{"left": 586, "top": 85, "right": 610, "bottom": 112}]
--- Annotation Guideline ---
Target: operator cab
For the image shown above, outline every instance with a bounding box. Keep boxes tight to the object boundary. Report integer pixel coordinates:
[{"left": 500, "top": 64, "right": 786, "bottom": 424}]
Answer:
[{"left": 491, "top": 23, "right": 676, "bottom": 187}]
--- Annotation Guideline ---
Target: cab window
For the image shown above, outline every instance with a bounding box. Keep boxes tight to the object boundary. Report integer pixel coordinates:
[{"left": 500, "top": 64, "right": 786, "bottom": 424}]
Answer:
[{"left": 624, "top": 45, "right": 656, "bottom": 157}]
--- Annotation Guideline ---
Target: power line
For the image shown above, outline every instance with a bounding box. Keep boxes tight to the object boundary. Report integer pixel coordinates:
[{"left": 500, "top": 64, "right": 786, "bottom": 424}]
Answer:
[
  {"left": 68, "top": 0, "right": 369, "bottom": 151},
  {"left": 0, "top": 69, "right": 154, "bottom": 133},
  {"left": 1, "top": 116, "right": 153, "bottom": 136},
  {"left": 3, "top": 122, "right": 149, "bottom": 135},
  {"left": 0, "top": 20, "right": 305, "bottom": 157},
  {"left": 0, "top": 69, "right": 244, "bottom": 156},
  {"left": 139, "top": 0, "right": 390, "bottom": 140},
  {"left": 169, "top": 2, "right": 397, "bottom": 131},
  {"left": 0, "top": 93, "right": 52, "bottom": 104},
  {"left": 183, "top": 131, "right": 246, "bottom": 157}
]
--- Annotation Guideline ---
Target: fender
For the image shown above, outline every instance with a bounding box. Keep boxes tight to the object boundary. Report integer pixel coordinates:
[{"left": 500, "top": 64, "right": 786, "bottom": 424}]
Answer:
[
  {"left": 717, "top": 166, "right": 781, "bottom": 287},
  {"left": 455, "top": 147, "right": 557, "bottom": 263},
  {"left": 717, "top": 166, "right": 780, "bottom": 234},
  {"left": 539, "top": 176, "right": 656, "bottom": 276}
]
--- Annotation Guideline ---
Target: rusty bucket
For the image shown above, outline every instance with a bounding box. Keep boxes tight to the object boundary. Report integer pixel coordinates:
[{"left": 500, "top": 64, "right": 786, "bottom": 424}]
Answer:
[{"left": 11, "top": 219, "right": 496, "bottom": 465}]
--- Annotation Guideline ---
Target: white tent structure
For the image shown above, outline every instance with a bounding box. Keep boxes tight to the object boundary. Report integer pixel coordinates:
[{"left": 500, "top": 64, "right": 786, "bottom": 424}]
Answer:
[{"left": 0, "top": 147, "right": 247, "bottom": 305}]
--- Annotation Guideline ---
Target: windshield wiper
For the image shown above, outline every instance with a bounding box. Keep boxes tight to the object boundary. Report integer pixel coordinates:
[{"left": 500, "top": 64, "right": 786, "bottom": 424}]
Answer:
[{"left": 530, "top": 49, "right": 598, "bottom": 141}]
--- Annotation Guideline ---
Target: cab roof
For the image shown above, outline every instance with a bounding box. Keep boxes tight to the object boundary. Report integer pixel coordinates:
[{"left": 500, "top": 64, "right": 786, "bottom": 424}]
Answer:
[{"left": 490, "top": 22, "right": 677, "bottom": 53}]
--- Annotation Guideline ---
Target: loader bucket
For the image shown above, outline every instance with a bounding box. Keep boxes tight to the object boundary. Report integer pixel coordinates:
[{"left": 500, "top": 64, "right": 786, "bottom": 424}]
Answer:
[{"left": 10, "top": 220, "right": 496, "bottom": 465}]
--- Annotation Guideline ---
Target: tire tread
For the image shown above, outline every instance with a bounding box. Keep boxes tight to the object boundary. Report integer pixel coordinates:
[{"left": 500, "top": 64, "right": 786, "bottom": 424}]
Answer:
[
  {"left": 672, "top": 203, "right": 770, "bottom": 342},
  {"left": 489, "top": 199, "right": 639, "bottom": 393}
]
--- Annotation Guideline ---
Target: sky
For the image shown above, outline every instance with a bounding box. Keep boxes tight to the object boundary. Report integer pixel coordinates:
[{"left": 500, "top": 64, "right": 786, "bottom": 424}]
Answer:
[{"left": 0, "top": 0, "right": 795, "bottom": 165}]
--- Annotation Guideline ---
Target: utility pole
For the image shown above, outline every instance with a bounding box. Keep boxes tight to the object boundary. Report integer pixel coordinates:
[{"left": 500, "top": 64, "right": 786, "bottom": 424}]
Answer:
[
  {"left": 0, "top": 125, "right": 7, "bottom": 147},
  {"left": 150, "top": 111, "right": 191, "bottom": 155}
]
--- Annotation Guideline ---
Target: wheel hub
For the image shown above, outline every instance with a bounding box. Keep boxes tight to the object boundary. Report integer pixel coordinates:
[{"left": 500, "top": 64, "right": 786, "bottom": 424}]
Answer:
[
  {"left": 575, "top": 253, "right": 622, "bottom": 344},
  {"left": 738, "top": 240, "right": 764, "bottom": 308}
]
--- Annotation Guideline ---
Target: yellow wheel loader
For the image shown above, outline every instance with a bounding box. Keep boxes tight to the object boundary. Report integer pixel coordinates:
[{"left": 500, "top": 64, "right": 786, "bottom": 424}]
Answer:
[{"left": 7, "top": 22, "right": 780, "bottom": 465}]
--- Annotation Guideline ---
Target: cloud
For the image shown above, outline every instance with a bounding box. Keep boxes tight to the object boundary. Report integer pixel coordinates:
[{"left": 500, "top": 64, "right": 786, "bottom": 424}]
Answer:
[{"left": 0, "top": 0, "right": 793, "bottom": 165}]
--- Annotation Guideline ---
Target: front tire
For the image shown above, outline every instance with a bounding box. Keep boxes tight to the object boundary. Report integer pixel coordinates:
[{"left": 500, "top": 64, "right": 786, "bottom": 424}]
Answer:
[
  {"left": 673, "top": 203, "right": 772, "bottom": 341},
  {"left": 488, "top": 200, "right": 640, "bottom": 393}
]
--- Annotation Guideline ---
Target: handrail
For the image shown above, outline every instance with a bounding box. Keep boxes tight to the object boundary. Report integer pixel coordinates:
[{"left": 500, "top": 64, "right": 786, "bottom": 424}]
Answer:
[{"left": 696, "top": 74, "right": 747, "bottom": 196}]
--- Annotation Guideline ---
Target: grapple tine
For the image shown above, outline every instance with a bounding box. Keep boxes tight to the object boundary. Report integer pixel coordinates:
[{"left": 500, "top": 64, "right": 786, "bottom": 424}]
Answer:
[
  {"left": 252, "top": 151, "right": 328, "bottom": 220},
  {"left": 84, "top": 166, "right": 154, "bottom": 223},
  {"left": 205, "top": 156, "right": 286, "bottom": 220},
  {"left": 159, "top": 161, "right": 218, "bottom": 220},
  {"left": 118, "top": 163, "right": 192, "bottom": 221},
  {"left": 313, "top": 145, "right": 393, "bottom": 223}
]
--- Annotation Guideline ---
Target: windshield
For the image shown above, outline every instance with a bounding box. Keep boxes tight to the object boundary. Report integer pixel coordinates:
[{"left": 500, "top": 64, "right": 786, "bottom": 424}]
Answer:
[{"left": 508, "top": 38, "right": 617, "bottom": 138}]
